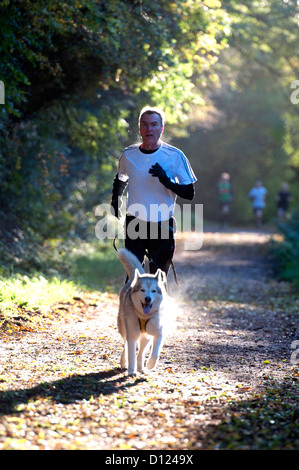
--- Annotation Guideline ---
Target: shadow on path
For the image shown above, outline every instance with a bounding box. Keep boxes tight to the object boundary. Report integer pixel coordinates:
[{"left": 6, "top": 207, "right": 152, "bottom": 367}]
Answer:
[{"left": 0, "top": 368, "right": 146, "bottom": 416}]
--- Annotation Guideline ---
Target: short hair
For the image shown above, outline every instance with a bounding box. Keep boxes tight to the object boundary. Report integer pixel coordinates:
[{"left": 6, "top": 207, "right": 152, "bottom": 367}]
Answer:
[{"left": 138, "top": 106, "right": 165, "bottom": 127}]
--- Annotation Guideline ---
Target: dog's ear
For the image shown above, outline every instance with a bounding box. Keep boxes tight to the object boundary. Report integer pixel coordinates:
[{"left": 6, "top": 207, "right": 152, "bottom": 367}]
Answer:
[
  {"left": 155, "top": 268, "right": 167, "bottom": 286},
  {"left": 131, "top": 268, "right": 141, "bottom": 288}
]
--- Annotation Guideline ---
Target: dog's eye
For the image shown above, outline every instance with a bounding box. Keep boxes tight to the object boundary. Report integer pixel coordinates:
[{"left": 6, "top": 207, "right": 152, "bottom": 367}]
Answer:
[
  {"left": 151, "top": 289, "right": 156, "bottom": 293},
  {"left": 140, "top": 289, "right": 145, "bottom": 292}
]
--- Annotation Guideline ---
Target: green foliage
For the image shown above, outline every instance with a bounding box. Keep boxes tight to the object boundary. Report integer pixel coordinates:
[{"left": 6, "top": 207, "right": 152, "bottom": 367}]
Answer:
[
  {"left": 138, "top": 0, "right": 229, "bottom": 123},
  {"left": 283, "top": 112, "right": 299, "bottom": 176},
  {"left": 2, "top": 0, "right": 297, "bottom": 264},
  {"left": 0, "top": 0, "right": 228, "bottom": 268},
  {"left": 0, "top": 0, "right": 228, "bottom": 119},
  {"left": 0, "top": 94, "right": 128, "bottom": 252},
  {"left": 174, "top": 73, "right": 292, "bottom": 224},
  {"left": 173, "top": 0, "right": 299, "bottom": 224},
  {"left": 222, "top": 0, "right": 299, "bottom": 177},
  {"left": 271, "top": 210, "right": 299, "bottom": 289}
]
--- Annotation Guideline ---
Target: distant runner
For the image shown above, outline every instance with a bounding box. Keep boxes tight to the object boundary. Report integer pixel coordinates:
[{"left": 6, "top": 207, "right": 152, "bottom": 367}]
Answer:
[
  {"left": 276, "top": 182, "right": 292, "bottom": 221},
  {"left": 248, "top": 180, "right": 267, "bottom": 229}
]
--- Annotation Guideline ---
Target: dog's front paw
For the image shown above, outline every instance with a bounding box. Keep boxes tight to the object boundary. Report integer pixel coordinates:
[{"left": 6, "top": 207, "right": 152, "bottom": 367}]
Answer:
[
  {"left": 128, "top": 368, "right": 137, "bottom": 376},
  {"left": 147, "top": 355, "right": 158, "bottom": 370}
]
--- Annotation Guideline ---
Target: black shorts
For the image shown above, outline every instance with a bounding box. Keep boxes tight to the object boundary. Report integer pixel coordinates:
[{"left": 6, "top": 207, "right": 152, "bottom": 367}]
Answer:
[
  {"left": 124, "top": 215, "right": 175, "bottom": 275},
  {"left": 253, "top": 207, "right": 263, "bottom": 214}
]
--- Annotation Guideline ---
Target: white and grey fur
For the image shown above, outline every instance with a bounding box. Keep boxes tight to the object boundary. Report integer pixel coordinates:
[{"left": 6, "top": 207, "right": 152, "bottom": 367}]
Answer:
[{"left": 117, "top": 248, "right": 177, "bottom": 375}]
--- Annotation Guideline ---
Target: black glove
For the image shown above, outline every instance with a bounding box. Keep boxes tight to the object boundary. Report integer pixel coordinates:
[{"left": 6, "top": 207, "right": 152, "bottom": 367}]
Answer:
[
  {"left": 148, "top": 162, "right": 169, "bottom": 186},
  {"left": 149, "top": 163, "right": 195, "bottom": 200}
]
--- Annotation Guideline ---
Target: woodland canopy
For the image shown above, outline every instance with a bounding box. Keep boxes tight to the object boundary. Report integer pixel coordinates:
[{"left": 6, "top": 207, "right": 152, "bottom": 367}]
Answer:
[{"left": 0, "top": 0, "right": 298, "bottom": 269}]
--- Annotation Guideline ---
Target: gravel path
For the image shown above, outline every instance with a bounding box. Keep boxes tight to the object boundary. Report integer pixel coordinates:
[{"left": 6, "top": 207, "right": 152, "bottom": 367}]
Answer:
[{"left": 0, "top": 230, "right": 298, "bottom": 450}]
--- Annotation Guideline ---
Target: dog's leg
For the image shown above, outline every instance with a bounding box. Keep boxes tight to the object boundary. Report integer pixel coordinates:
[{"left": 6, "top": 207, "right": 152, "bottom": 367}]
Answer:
[
  {"left": 125, "top": 315, "right": 141, "bottom": 375},
  {"left": 147, "top": 335, "right": 164, "bottom": 370},
  {"left": 127, "top": 338, "right": 138, "bottom": 375},
  {"left": 120, "top": 341, "right": 139, "bottom": 371},
  {"left": 137, "top": 335, "right": 151, "bottom": 373},
  {"left": 120, "top": 342, "right": 127, "bottom": 369}
]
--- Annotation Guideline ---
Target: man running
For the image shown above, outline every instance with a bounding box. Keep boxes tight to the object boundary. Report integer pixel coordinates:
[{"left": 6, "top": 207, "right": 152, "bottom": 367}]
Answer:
[{"left": 111, "top": 106, "right": 197, "bottom": 275}]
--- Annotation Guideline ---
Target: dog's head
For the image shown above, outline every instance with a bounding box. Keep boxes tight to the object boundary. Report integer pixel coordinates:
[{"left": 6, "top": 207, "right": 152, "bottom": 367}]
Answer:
[{"left": 130, "top": 268, "right": 166, "bottom": 316}]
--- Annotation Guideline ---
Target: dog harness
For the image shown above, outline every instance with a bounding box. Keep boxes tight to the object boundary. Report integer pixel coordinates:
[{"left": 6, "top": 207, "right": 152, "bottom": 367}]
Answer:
[{"left": 138, "top": 317, "right": 149, "bottom": 333}]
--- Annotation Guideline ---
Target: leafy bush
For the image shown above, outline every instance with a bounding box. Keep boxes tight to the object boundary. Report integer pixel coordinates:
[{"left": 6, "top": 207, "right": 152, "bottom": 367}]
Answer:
[
  {"left": 0, "top": 0, "right": 228, "bottom": 270},
  {"left": 271, "top": 210, "right": 299, "bottom": 289}
]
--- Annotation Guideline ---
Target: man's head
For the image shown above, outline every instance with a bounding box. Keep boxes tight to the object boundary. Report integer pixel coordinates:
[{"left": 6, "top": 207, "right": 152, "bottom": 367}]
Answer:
[{"left": 138, "top": 106, "right": 165, "bottom": 150}]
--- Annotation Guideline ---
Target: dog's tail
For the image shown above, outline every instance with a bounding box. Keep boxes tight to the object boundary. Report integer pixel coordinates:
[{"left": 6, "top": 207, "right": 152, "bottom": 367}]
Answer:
[{"left": 117, "top": 248, "right": 145, "bottom": 279}]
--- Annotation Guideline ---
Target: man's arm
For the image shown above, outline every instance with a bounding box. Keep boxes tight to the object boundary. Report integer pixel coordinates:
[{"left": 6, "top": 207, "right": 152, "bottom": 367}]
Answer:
[
  {"left": 110, "top": 174, "right": 127, "bottom": 218},
  {"left": 149, "top": 163, "right": 195, "bottom": 200}
]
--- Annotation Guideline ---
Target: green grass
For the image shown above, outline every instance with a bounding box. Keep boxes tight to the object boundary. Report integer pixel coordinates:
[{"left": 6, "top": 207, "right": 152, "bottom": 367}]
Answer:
[
  {"left": 0, "top": 240, "right": 122, "bottom": 325},
  {"left": 0, "top": 275, "right": 78, "bottom": 316},
  {"left": 68, "top": 241, "right": 123, "bottom": 292}
]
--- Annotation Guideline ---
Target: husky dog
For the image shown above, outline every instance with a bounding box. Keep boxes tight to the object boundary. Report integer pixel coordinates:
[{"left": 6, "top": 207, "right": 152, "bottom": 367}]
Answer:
[{"left": 117, "top": 248, "right": 176, "bottom": 375}]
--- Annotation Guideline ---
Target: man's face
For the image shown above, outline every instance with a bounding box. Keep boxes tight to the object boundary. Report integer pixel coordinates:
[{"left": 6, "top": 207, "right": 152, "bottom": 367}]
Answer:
[{"left": 139, "top": 113, "right": 163, "bottom": 149}]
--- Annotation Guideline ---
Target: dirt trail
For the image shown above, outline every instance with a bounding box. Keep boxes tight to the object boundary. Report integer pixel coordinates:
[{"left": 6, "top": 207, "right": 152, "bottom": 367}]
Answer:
[{"left": 0, "top": 230, "right": 298, "bottom": 450}]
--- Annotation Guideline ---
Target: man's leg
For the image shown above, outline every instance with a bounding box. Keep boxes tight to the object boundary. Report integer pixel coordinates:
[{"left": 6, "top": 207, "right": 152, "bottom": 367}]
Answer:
[
  {"left": 149, "top": 239, "right": 175, "bottom": 275},
  {"left": 124, "top": 215, "right": 147, "bottom": 266},
  {"left": 148, "top": 218, "right": 175, "bottom": 276}
]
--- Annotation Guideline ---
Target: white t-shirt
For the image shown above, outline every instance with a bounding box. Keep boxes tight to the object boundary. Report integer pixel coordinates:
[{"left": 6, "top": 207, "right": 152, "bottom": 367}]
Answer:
[{"left": 118, "top": 141, "right": 197, "bottom": 222}]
